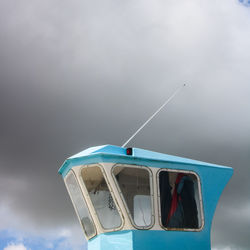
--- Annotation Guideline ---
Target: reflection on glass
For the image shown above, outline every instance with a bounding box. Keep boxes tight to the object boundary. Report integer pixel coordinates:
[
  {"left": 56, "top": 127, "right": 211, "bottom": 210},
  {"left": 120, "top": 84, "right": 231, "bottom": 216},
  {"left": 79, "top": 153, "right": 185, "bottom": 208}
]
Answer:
[
  {"left": 113, "top": 166, "right": 152, "bottom": 228},
  {"left": 65, "top": 172, "right": 96, "bottom": 238},
  {"left": 134, "top": 195, "right": 151, "bottom": 226},
  {"left": 81, "top": 166, "right": 122, "bottom": 230}
]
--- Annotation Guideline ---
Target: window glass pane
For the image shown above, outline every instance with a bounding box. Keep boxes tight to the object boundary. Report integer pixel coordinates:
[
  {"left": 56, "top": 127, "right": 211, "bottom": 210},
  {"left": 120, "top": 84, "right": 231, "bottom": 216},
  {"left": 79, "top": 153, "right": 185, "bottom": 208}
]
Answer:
[
  {"left": 65, "top": 172, "right": 96, "bottom": 238},
  {"left": 81, "top": 166, "right": 122, "bottom": 230},
  {"left": 113, "top": 166, "right": 152, "bottom": 228},
  {"left": 159, "top": 170, "right": 202, "bottom": 229},
  {"left": 134, "top": 195, "right": 152, "bottom": 226}
]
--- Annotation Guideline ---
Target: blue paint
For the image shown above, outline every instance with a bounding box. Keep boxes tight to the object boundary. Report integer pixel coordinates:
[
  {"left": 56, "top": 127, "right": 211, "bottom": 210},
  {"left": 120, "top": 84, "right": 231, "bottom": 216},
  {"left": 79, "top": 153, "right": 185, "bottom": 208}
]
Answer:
[
  {"left": 88, "top": 231, "right": 133, "bottom": 250},
  {"left": 59, "top": 145, "right": 231, "bottom": 177},
  {"left": 88, "top": 230, "right": 211, "bottom": 250},
  {"left": 59, "top": 145, "right": 233, "bottom": 250}
]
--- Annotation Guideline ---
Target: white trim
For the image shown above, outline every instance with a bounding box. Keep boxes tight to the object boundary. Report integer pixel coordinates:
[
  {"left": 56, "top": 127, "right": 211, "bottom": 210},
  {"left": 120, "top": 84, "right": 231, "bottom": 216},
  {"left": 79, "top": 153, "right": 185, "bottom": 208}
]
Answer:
[
  {"left": 73, "top": 164, "right": 124, "bottom": 233},
  {"left": 111, "top": 164, "right": 155, "bottom": 230},
  {"left": 65, "top": 163, "right": 205, "bottom": 239},
  {"left": 64, "top": 170, "right": 97, "bottom": 240},
  {"left": 100, "top": 163, "right": 134, "bottom": 230},
  {"left": 72, "top": 166, "right": 103, "bottom": 235},
  {"left": 150, "top": 167, "right": 162, "bottom": 230},
  {"left": 156, "top": 168, "right": 205, "bottom": 232}
]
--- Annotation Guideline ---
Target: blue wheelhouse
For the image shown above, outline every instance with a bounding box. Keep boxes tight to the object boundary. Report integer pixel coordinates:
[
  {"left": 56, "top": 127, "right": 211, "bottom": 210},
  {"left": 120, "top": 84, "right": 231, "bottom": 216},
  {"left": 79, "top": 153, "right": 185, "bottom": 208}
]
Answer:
[{"left": 59, "top": 145, "right": 233, "bottom": 250}]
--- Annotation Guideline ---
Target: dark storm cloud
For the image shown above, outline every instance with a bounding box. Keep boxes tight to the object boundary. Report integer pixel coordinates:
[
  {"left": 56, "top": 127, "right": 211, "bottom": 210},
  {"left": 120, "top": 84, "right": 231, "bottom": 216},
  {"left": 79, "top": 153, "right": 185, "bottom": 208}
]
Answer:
[{"left": 0, "top": 0, "right": 249, "bottom": 249}]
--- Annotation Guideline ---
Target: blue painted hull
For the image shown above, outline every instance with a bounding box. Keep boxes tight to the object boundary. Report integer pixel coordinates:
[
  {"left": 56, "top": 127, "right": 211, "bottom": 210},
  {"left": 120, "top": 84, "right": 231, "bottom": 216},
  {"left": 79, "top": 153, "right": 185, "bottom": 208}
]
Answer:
[{"left": 89, "top": 230, "right": 211, "bottom": 250}]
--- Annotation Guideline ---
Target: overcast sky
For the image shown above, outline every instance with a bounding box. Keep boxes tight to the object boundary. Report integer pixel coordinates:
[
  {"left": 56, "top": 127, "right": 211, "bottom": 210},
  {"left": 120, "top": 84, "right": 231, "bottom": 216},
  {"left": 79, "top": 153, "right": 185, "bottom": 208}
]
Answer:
[{"left": 0, "top": 0, "right": 250, "bottom": 249}]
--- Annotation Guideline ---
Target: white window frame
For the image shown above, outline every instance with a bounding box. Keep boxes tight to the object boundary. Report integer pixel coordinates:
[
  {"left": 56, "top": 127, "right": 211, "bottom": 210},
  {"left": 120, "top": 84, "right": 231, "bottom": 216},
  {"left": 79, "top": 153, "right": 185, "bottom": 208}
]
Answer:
[
  {"left": 79, "top": 164, "right": 124, "bottom": 232},
  {"left": 156, "top": 168, "right": 205, "bottom": 232},
  {"left": 112, "top": 164, "right": 155, "bottom": 230},
  {"left": 64, "top": 170, "right": 97, "bottom": 240}
]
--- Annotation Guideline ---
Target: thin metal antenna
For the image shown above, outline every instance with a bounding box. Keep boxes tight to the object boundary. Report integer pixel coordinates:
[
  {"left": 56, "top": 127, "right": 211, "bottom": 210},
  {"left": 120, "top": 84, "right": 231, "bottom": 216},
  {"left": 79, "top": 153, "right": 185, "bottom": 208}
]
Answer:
[{"left": 122, "top": 83, "right": 187, "bottom": 148}]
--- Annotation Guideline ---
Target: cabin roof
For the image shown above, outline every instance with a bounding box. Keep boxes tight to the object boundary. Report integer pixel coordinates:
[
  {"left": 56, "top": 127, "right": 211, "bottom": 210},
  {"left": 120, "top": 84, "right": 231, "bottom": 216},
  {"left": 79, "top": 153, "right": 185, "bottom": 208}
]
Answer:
[{"left": 59, "top": 145, "right": 231, "bottom": 177}]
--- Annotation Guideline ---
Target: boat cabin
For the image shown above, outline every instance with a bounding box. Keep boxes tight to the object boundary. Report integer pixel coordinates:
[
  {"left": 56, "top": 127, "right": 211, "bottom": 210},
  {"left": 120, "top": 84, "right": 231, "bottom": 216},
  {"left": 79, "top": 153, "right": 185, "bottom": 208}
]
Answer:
[{"left": 58, "top": 145, "right": 233, "bottom": 250}]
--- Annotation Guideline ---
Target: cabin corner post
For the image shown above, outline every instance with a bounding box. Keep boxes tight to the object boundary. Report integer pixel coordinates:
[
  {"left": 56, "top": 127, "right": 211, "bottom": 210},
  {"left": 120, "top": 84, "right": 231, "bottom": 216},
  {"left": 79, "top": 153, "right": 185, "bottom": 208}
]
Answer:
[{"left": 201, "top": 166, "right": 234, "bottom": 234}]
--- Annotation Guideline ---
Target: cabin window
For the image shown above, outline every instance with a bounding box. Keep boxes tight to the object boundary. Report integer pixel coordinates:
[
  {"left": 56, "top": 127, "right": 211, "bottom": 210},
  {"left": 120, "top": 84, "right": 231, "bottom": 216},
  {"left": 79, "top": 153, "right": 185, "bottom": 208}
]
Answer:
[
  {"left": 81, "top": 166, "right": 122, "bottom": 230},
  {"left": 65, "top": 171, "right": 96, "bottom": 238},
  {"left": 112, "top": 165, "right": 153, "bottom": 229},
  {"left": 158, "top": 170, "right": 203, "bottom": 230}
]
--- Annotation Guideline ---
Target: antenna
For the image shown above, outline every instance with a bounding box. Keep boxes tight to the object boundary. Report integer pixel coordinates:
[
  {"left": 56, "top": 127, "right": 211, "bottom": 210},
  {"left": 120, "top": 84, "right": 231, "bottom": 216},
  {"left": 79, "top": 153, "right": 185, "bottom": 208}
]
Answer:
[{"left": 122, "top": 83, "right": 187, "bottom": 148}]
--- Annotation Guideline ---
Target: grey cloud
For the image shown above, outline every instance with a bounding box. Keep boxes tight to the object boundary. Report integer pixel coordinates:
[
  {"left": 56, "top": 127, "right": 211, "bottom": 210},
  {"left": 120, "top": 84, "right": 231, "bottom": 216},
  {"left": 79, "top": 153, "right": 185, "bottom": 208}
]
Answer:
[{"left": 0, "top": 0, "right": 249, "bottom": 249}]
